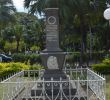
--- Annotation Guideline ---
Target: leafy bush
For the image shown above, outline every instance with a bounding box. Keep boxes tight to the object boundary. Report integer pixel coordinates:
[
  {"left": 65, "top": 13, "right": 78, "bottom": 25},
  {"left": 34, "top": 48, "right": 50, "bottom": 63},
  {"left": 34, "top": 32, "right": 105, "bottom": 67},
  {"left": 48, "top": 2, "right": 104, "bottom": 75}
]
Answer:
[
  {"left": 103, "top": 59, "right": 110, "bottom": 65},
  {"left": 4, "top": 42, "right": 16, "bottom": 53},
  {"left": 30, "top": 46, "right": 40, "bottom": 52},
  {"left": 12, "top": 53, "right": 26, "bottom": 62},
  {"left": 66, "top": 51, "right": 106, "bottom": 66},
  {"left": 0, "top": 62, "right": 30, "bottom": 77},
  {"left": 29, "top": 54, "right": 41, "bottom": 65},
  {"left": 12, "top": 53, "right": 41, "bottom": 64},
  {"left": 29, "top": 63, "right": 44, "bottom": 70},
  {"left": 0, "top": 62, "right": 43, "bottom": 78},
  {"left": 92, "top": 58, "right": 110, "bottom": 74},
  {"left": 66, "top": 52, "right": 80, "bottom": 65}
]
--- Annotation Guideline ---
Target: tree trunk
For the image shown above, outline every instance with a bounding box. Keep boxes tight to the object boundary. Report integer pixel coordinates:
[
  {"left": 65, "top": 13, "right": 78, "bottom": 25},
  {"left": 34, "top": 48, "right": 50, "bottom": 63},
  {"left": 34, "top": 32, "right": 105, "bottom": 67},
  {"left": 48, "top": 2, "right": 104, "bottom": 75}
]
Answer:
[
  {"left": 16, "top": 40, "right": 20, "bottom": 53},
  {"left": 79, "top": 15, "right": 87, "bottom": 66}
]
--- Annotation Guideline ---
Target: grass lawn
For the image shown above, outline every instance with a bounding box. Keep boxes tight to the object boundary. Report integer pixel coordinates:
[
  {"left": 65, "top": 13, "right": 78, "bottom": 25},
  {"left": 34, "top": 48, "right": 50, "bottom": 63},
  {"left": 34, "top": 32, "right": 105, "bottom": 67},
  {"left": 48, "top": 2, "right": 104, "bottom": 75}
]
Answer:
[
  {"left": 0, "top": 83, "right": 3, "bottom": 100},
  {"left": 106, "top": 75, "right": 110, "bottom": 100}
]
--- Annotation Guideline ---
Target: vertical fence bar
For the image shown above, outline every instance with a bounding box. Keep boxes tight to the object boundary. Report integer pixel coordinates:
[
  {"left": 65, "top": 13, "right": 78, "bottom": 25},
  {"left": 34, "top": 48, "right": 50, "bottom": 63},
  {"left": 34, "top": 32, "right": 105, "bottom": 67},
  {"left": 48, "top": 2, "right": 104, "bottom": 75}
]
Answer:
[
  {"left": 42, "top": 78, "right": 45, "bottom": 100},
  {"left": 69, "top": 77, "right": 71, "bottom": 100},
  {"left": 51, "top": 77, "right": 53, "bottom": 100},
  {"left": 70, "top": 68, "right": 72, "bottom": 79},
  {"left": 60, "top": 77, "right": 63, "bottom": 100},
  {"left": 87, "top": 80, "right": 89, "bottom": 100}
]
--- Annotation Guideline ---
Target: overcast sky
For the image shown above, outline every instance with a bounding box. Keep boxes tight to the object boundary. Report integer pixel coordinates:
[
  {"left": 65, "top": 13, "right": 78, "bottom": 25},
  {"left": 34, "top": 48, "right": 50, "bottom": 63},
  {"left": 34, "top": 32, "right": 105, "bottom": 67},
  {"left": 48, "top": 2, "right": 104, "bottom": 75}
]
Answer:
[
  {"left": 12, "top": 0, "right": 42, "bottom": 18},
  {"left": 12, "top": 0, "right": 28, "bottom": 12}
]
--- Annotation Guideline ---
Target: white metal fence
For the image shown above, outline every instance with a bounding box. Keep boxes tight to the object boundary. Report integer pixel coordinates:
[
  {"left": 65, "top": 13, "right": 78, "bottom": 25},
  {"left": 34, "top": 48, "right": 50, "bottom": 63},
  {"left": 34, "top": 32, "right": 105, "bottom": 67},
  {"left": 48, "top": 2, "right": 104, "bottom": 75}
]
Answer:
[{"left": 0, "top": 68, "right": 106, "bottom": 100}]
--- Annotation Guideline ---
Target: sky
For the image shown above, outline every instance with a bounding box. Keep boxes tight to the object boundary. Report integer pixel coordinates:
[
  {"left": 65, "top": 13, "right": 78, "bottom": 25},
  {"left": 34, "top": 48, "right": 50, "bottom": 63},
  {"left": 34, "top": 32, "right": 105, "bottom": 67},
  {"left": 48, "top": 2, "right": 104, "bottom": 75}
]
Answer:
[
  {"left": 12, "top": 0, "right": 42, "bottom": 18},
  {"left": 12, "top": 0, "right": 28, "bottom": 12}
]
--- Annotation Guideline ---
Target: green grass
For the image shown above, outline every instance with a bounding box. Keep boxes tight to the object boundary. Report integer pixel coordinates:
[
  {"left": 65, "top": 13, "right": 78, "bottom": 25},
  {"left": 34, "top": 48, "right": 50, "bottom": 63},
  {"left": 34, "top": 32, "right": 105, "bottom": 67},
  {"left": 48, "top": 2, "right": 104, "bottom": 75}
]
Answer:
[
  {"left": 0, "top": 83, "right": 3, "bottom": 100},
  {"left": 106, "top": 75, "right": 110, "bottom": 100}
]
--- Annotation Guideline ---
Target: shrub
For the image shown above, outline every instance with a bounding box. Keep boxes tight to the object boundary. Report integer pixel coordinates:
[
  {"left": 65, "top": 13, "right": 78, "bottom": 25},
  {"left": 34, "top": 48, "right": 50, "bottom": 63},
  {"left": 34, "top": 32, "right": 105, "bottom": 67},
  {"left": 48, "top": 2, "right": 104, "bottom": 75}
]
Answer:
[
  {"left": 30, "top": 46, "right": 40, "bottom": 52},
  {"left": 0, "top": 62, "right": 30, "bottom": 78},
  {"left": 12, "top": 53, "right": 41, "bottom": 64},
  {"left": 4, "top": 42, "right": 16, "bottom": 53},
  {"left": 29, "top": 63, "right": 44, "bottom": 70},
  {"left": 66, "top": 52, "right": 89, "bottom": 66},
  {"left": 92, "top": 58, "right": 110, "bottom": 74},
  {"left": 102, "top": 59, "right": 110, "bottom": 65},
  {"left": 29, "top": 54, "right": 41, "bottom": 65},
  {"left": 66, "top": 52, "right": 80, "bottom": 65},
  {"left": 0, "top": 62, "right": 44, "bottom": 78}
]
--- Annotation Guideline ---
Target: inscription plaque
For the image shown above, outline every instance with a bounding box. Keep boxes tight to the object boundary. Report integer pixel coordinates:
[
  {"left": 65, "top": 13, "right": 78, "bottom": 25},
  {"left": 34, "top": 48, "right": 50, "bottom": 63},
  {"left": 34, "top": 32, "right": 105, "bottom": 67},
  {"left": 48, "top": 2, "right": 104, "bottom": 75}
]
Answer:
[{"left": 44, "top": 8, "right": 61, "bottom": 52}]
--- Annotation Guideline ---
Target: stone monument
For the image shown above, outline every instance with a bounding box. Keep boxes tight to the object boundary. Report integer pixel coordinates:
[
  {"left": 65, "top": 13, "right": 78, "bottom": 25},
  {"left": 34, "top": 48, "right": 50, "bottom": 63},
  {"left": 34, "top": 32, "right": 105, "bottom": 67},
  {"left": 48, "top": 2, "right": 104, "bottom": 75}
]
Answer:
[
  {"left": 41, "top": 8, "right": 66, "bottom": 80},
  {"left": 31, "top": 8, "right": 76, "bottom": 98}
]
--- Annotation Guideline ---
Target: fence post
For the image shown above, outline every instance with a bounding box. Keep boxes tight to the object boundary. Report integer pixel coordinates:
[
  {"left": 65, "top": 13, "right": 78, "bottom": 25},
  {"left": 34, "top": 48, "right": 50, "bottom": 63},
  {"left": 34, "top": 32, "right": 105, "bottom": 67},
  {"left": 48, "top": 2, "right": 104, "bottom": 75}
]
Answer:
[
  {"left": 42, "top": 78, "right": 45, "bottom": 100},
  {"left": 87, "top": 79, "right": 89, "bottom": 100},
  {"left": 69, "top": 77, "right": 71, "bottom": 100},
  {"left": 51, "top": 77, "right": 53, "bottom": 100}
]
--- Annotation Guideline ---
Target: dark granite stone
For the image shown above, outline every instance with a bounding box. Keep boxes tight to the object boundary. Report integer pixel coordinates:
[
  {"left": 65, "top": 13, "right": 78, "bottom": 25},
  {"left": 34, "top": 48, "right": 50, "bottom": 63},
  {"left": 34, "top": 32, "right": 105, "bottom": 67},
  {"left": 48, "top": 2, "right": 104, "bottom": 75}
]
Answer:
[
  {"left": 42, "top": 69, "right": 67, "bottom": 80},
  {"left": 40, "top": 52, "right": 66, "bottom": 70},
  {"left": 45, "top": 8, "right": 60, "bottom": 52},
  {"left": 31, "top": 79, "right": 77, "bottom": 97}
]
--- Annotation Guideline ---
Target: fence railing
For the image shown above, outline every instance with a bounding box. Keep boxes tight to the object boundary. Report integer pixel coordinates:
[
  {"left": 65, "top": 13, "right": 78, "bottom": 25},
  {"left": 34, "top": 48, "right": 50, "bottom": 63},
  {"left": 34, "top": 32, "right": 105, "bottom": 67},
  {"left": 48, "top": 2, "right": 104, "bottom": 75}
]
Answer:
[{"left": 0, "top": 68, "right": 106, "bottom": 100}]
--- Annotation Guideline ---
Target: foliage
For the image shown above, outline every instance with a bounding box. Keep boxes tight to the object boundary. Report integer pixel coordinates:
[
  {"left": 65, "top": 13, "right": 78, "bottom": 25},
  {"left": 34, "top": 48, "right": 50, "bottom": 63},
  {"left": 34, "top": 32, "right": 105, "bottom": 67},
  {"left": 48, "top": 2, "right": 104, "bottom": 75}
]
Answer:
[
  {"left": 92, "top": 58, "right": 110, "bottom": 74},
  {"left": 104, "top": 53, "right": 110, "bottom": 59},
  {"left": 0, "top": 62, "right": 30, "bottom": 77},
  {"left": 12, "top": 53, "right": 41, "bottom": 65},
  {"left": 4, "top": 42, "right": 16, "bottom": 53},
  {"left": 66, "top": 52, "right": 80, "bottom": 66},
  {"left": 30, "top": 46, "right": 40, "bottom": 52},
  {"left": 0, "top": 12, "right": 45, "bottom": 53},
  {"left": 65, "top": 51, "right": 105, "bottom": 66},
  {"left": 0, "top": 62, "right": 43, "bottom": 78},
  {"left": 29, "top": 63, "right": 44, "bottom": 70},
  {"left": 0, "top": 0, "right": 16, "bottom": 29},
  {"left": 0, "top": 38, "right": 5, "bottom": 51}
]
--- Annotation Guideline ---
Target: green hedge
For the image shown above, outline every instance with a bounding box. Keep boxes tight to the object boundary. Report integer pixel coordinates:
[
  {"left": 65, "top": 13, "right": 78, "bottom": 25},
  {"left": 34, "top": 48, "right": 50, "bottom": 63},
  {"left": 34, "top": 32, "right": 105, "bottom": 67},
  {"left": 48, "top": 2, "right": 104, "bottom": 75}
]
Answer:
[
  {"left": 12, "top": 52, "right": 106, "bottom": 66},
  {"left": 12, "top": 53, "right": 41, "bottom": 65},
  {"left": 0, "top": 62, "right": 43, "bottom": 78},
  {"left": 66, "top": 52, "right": 80, "bottom": 65},
  {"left": 65, "top": 52, "right": 104, "bottom": 65},
  {"left": 92, "top": 58, "right": 110, "bottom": 74},
  {"left": 0, "top": 62, "right": 30, "bottom": 77}
]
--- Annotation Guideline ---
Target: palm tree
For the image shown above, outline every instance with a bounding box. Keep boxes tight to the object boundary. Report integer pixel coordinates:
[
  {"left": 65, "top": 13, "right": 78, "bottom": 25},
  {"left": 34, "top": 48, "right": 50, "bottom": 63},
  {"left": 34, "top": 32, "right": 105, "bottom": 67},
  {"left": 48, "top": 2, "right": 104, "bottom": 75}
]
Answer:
[
  {"left": 0, "top": 0, "right": 16, "bottom": 29},
  {"left": 24, "top": 0, "right": 71, "bottom": 20},
  {"left": 13, "top": 24, "right": 24, "bottom": 52}
]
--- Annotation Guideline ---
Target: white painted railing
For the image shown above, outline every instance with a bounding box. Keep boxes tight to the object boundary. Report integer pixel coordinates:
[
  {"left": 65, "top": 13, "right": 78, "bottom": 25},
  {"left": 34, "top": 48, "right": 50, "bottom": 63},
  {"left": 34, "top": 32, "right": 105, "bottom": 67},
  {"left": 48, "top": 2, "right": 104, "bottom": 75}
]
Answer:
[{"left": 0, "top": 68, "right": 106, "bottom": 100}]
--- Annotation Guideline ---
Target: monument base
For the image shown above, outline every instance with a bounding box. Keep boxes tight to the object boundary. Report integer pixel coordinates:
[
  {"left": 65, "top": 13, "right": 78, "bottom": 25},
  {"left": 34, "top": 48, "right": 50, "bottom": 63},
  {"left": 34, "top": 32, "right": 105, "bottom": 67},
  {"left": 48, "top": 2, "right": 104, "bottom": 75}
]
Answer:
[
  {"left": 42, "top": 69, "right": 67, "bottom": 80},
  {"left": 30, "top": 69, "right": 77, "bottom": 99}
]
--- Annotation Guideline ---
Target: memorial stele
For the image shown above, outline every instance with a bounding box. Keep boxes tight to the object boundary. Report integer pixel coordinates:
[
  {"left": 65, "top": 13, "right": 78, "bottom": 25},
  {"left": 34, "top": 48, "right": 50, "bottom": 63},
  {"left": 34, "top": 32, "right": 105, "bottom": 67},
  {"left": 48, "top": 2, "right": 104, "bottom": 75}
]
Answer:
[{"left": 41, "top": 8, "right": 66, "bottom": 80}]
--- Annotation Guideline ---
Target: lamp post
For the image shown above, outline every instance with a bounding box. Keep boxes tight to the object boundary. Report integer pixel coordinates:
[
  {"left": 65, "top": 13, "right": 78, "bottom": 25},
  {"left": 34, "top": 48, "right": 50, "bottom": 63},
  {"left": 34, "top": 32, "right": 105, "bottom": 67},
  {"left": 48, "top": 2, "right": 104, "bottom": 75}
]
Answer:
[
  {"left": 104, "top": 6, "right": 110, "bottom": 51},
  {"left": 104, "top": 7, "right": 110, "bottom": 23}
]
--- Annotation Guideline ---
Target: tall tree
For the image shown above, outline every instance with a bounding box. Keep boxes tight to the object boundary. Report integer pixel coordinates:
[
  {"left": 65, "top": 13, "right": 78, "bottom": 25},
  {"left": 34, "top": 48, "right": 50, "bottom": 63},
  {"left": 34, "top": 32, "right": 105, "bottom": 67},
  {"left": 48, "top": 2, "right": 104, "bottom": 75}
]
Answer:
[
  {"left": 13, "top": 24, "right": 24, "bottom": 52},
  {"left": 0, "top": 0, "right": 16, "bottom": 29}
]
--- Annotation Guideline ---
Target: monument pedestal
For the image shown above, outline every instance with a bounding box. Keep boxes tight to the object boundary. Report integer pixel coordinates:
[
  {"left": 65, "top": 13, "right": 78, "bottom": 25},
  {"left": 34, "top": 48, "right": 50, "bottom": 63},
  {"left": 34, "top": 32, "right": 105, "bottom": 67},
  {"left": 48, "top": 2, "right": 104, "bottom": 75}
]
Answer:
[
  {"left": 42, "top": 69, "right": 67, "bottom": 80},
  {"left": 30, "top": 70, "right": 76, "bottom": 98},
  {"left": 31, "top": 72, "right": 77, "bottom": 99}
]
